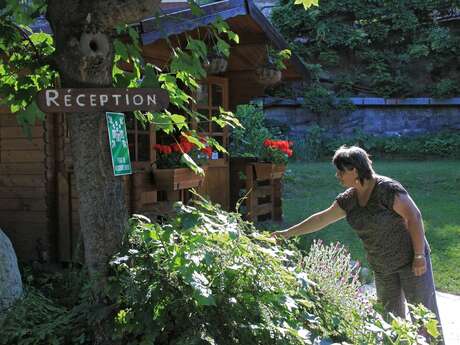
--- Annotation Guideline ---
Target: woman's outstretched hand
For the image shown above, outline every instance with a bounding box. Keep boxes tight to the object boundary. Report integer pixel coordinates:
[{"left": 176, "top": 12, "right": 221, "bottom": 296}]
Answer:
[{"left": 270, "top": 230, "right": 291, "bottom": 240}]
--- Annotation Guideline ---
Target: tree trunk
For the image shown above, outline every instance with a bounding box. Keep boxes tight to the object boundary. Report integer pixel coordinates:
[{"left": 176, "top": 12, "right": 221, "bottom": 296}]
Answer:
[
  {"left": 68, "top": 112, "right": 127, "bottom": 278},
  {"left": 46, "top": 0, "right": 161, "bottom": 280}
]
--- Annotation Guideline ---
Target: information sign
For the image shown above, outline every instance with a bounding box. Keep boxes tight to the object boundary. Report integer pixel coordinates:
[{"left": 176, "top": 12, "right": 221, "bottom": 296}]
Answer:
[{"left": 106, "top": 112, "right": 132, "bottom": 176}]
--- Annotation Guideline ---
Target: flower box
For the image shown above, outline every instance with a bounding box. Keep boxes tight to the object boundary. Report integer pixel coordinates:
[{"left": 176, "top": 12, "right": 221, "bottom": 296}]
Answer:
[
  {"left": 252, "top": 163, "right": 285, "bottom": 181},
  {"left": 153, "top": 167, "right": 205, "bottom": 191}
]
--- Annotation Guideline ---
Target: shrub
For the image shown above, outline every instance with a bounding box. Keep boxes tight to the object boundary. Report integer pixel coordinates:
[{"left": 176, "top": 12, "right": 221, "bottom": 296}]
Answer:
[
  {"left": 106, "top": 196, "right": 441, "bottom": 344},
  {"left": 0, "top": 201, "right": 442, "bottom": 345},
  {"left": 293, "top": 128, "right": 460, "bottom": 161},
  {"left": 229, "top": 103, "right": 271, "bottom": 158}
]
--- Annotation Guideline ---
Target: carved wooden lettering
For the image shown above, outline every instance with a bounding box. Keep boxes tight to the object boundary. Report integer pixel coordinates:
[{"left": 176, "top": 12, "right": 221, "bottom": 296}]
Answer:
[{"left": 37, "top": 88, "right": 169, "bottom": 112}]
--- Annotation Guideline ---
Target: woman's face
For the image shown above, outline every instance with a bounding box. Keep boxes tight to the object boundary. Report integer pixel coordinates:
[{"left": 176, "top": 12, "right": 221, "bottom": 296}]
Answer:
[{"left": 335, "top": 167, "right": 358, "bottom": 187}]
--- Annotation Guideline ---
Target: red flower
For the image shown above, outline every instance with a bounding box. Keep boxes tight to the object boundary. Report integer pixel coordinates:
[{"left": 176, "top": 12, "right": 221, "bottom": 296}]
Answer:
[
  {"left": 262, "top": 139, "right": 294, "bottom": 158},
  {"left": 171, "top": 143, "right": 181, "bottom": 152},
  {"left": 201, "top": 146, "right": 212, "bottom": 158}
]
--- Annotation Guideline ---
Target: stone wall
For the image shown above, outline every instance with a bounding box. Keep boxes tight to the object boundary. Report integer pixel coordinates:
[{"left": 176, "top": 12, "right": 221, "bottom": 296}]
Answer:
[{"left": 259, "top": 97, "right": 460, "bottom": 138}]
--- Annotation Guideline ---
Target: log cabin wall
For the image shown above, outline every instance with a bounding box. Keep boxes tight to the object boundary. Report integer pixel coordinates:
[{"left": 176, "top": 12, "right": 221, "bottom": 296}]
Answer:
[{"left": 0, "top": 107, "right": 53, "bottom": 261}]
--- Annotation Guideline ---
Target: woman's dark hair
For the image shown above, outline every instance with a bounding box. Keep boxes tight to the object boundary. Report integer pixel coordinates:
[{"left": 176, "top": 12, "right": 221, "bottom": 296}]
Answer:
[{"left": 332, "top": 145, "right": 374, "bottom": 183}]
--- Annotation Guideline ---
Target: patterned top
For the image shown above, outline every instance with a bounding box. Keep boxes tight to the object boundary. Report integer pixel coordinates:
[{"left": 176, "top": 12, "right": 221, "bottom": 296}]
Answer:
[{"left": 335, "top": 175, "right": 415, "bottom": 274}]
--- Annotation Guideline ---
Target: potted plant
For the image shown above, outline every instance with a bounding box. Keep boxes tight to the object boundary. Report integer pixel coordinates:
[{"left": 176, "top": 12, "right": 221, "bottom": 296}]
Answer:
[
  {"left": 252, "top": 139, "right": 293, "bottom": 180},
  {"left": 203, "top": 51, "right": 228, "bottom": 75},
  {"left": 256, "top": 48, "right": 291, "bottom": 86},
  {"left": 153, "top": 135, "right": 212, "bottom": 191}
]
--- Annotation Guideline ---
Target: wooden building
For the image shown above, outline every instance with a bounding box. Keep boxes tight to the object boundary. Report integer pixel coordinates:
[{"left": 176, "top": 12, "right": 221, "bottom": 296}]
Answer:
[{"left": 0, "top": 0, "right": 308, "bottom": 262}]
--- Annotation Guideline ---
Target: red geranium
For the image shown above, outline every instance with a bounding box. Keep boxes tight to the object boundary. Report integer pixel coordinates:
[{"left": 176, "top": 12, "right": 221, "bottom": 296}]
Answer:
[
  {"left": 153, "top": 135, "right": 213, "bottom": 168},
  {"left": 263, "top": 139, "right": 293, "bottom": 157}
]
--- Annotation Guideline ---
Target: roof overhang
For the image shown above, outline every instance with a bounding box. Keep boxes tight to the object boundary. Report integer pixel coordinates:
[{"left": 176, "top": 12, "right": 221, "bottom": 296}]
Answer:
[{"left": 139, "top": 0, "right": 309, "bottom": 80}]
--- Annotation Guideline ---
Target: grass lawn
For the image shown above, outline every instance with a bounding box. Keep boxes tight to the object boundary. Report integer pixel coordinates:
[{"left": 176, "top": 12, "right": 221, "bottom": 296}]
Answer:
[{"left": 277, "top": 160, "right": 460, "bottom": 294}]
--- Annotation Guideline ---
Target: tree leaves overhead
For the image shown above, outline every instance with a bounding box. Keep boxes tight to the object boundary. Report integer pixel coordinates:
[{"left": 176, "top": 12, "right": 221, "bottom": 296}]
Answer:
[
  {"left": 1, "top": 0, "right": 241, "bottom": 169},
  {"left": 0, "top": 11, "right": 55, "bottom": 132}
]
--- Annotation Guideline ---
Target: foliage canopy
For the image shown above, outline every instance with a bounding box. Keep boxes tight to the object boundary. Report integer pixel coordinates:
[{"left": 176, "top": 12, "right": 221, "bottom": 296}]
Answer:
[{"left": 272, "top": 0, "right": 460, "bottom": 97}]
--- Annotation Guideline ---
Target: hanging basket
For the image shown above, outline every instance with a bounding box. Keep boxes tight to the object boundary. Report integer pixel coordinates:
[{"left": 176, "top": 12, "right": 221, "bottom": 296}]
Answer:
[
  {"left": 255, "top": 66, "right": 282, "bottom": 86},
  {"left": 204, "top": 55, "right": 228, "bottom": 75},
  {"left": 153, "top": 167, "right": 205, "bottom": 191}
]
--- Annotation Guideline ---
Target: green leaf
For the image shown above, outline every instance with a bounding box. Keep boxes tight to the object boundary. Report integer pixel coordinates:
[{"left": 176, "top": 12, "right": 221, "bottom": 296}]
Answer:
[
  {"left": 182, "top": 133, "right": 205, "bottom": 149},
  {"left": 113, "top": 39, "right": 129, "bottom": 61},
  {"left": 152, "top": 112, "right": 174, "bottom": 133},
  {"left": 293, "top": 0, "right": 319, "bottom": 10},
  {"left": 206, "top": 137, "right": 226, "bottom": 153},
  {"left": 227, "top": 31, "right": 239, "bottom": 44},
  {"left": 188, "top": 0, "right": 204, "bottom": 17},
  {"left": 140, "top": 64, "right": 160, "bottom": 88},
  {"left": 186, "top": 38, "right": 208, "bottom": 60},
  {"left": 29, "top": 32, "right": 53, "bottom": 46},
  {"left": 215, "top": 38, "right": 230, "bottom": 58},
  {"left": 189, "top": 271, "right": 216, "bottom": 306},
  {"left": 212, "top": 18, "right": 230, "bottom": 34},
  {"left": 180, "top": 153, "right": 204, "bottom": 176},
  {"left": 170, "top": 114, "right": 187, "bottom": 130},
  {"left": 426, "top": 319, "right": 440, "bottom": 338}
]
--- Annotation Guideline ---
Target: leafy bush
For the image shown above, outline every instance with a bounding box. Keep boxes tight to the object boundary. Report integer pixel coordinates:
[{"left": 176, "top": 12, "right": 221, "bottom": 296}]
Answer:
[
  {"left": 229, "top": 103, "right": 271, "bottom": 158},
  {"left": 293, "top": 127, "right": 460, "bottom": 161},
  {"left": 106, "top": 196, "right": 441, "bottom": 344},
  {"left": 0, "top": 197, "right": 442, "bottom": 344}
]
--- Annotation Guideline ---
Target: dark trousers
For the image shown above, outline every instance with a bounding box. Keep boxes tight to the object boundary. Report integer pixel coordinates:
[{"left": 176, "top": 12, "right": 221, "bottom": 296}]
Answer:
[{"left": 374, "top": 253, "right": 444, "bottom": 344}]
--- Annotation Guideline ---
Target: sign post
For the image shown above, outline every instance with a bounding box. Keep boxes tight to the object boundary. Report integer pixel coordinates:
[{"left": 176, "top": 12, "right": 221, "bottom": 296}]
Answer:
[{"left": 106, "top": 112, "right": 132, "bottom": 176}]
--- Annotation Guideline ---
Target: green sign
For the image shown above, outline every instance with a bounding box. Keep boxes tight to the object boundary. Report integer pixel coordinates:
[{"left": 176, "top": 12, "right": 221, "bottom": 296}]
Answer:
[{"left": 106, "top": 112, "right": 132, "bottom": 176}]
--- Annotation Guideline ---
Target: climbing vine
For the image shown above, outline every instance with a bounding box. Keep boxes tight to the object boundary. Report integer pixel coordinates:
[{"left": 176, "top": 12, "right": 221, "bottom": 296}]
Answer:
[{"left": 272, "top": 0, "right": 460, "bottom": 97}]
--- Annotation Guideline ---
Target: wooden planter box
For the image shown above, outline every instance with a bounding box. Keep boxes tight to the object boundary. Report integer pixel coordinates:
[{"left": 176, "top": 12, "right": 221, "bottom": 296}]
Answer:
[
  {"left": 252, "top": 163, "right": 285, "bottom": 181},
  {"left": 153, "top": 167, "right": 205, "bottom": 191}
]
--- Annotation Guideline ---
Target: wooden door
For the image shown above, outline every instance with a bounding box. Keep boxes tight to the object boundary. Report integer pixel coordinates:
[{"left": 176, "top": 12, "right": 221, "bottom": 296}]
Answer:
[{"left": 195, "top": 76, "right": 230, "bottom": 210}]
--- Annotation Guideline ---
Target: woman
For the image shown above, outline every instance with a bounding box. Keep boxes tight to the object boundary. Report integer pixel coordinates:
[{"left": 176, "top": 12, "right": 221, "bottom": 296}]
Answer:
[{"left": 272, "top": 145, "right": 443, "bottom": 340}]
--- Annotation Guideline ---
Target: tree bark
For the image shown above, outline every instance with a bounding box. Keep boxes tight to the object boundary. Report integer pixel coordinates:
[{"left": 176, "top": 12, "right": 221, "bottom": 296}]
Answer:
[{"left": 46, "top": 0, "right": 160, "bottom": 279}]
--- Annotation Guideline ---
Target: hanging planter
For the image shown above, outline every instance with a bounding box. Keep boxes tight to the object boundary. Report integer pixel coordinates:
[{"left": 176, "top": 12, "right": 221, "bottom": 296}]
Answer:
[
  {"left": 255, "top": 65, "right": 282, "bottom": 86},
  {"left": 203, "top": 54, "right": 228, "bottom": 75},
  {"left": 256, "top": 47, "right": 291, "bottom": 86}
]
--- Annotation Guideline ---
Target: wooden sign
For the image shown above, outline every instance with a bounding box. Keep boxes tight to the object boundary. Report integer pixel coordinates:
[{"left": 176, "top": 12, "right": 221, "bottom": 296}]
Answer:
[{"left": 36, "top": 88, "right": 169, "bottom": 113}]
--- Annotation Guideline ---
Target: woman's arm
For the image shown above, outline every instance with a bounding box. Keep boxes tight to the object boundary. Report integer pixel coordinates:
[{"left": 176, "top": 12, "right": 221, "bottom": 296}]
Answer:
[
  {"left": 271, "top": 201, "right": 346, "bottom": 239},
  {"left": 393, "top": 193, "right": 427, "bottom": 276}
]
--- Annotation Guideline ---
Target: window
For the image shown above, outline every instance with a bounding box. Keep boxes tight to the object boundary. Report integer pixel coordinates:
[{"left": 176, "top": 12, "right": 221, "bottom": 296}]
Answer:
[
  {"left": 195, "top": 77, "right": 229, "bottom": 160},
  {"left": 126, "top": 114, "right": 154, "bottom": 163}
]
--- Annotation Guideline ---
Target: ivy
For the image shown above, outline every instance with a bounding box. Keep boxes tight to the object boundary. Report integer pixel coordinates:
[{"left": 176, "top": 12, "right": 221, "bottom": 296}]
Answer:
[{"left": 272, "top": 0, "right": 460, "bottom": 97}]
